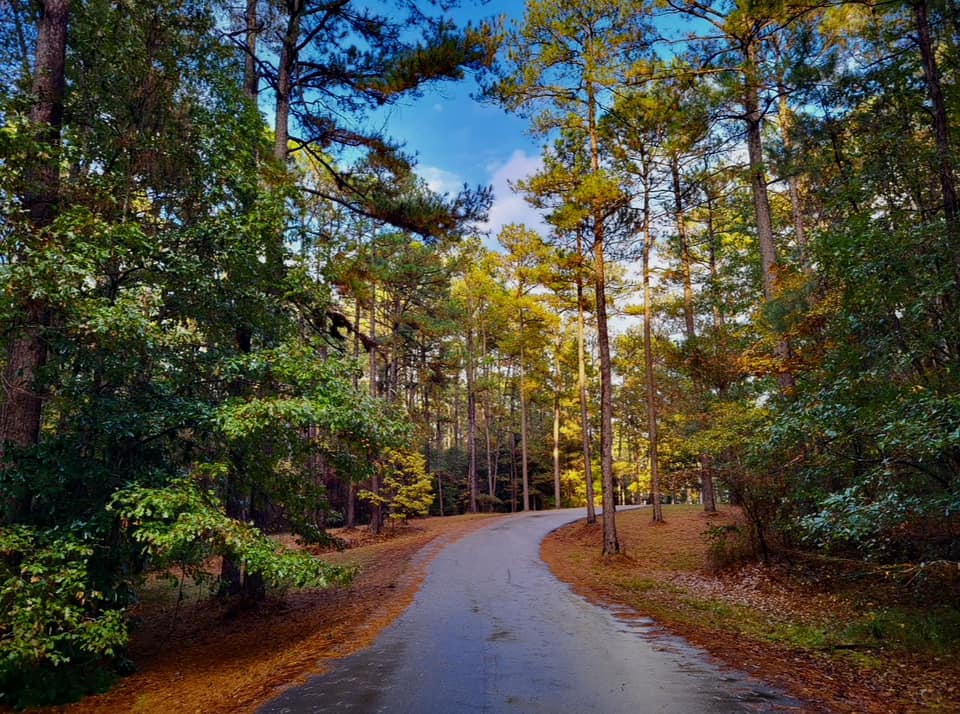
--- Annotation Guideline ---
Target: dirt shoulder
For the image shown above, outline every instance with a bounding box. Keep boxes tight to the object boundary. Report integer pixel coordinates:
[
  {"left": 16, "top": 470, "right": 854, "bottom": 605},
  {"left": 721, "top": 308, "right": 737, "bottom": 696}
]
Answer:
[
  {"left": 541, "top": 505, "right": 960, "bottom": 714},
  {"left": 58, "top": 513, "right": 502, "bottom": 714}
]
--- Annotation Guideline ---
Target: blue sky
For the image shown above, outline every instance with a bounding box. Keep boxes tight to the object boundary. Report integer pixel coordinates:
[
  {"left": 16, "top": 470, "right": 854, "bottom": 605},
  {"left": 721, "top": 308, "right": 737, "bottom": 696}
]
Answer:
[{"left": 375, "top": 0, "right": 548, "bottom": 237}]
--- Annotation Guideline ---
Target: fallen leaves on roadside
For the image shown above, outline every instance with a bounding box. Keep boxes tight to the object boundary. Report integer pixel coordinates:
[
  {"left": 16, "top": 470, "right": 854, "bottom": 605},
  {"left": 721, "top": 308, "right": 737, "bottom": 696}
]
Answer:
[
  {"left": 541, "top": 505, "right": 960, "bottom": 714},
  {"left": 51, "top": 514, "right": 501, "bottom": 714}
]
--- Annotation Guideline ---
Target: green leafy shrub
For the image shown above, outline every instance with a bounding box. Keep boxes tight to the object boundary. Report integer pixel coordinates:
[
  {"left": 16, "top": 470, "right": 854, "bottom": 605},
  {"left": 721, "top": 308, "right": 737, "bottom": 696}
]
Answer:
[
  {"left": 0, "top": 527, "right": 128, "bottom": 708},
  {"left": 109, "top": 476, "right": 357, "bottom": 589}
]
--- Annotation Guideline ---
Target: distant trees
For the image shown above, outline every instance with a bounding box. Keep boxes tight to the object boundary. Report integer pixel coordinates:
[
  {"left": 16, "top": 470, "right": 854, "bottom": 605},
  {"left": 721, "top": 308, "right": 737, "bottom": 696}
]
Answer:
[{"left": 493, "top": 0, "right": 652, "bottom": 554}]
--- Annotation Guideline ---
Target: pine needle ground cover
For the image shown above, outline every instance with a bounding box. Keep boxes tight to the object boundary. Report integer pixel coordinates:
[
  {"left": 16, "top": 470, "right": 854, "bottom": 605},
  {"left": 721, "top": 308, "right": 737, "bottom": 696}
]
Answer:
[
  {"left": 541, "top": 505, "right": 960, "bottom": 713},
  {"left": 38, "top": 514, "right": 500, "bottom": 714}
]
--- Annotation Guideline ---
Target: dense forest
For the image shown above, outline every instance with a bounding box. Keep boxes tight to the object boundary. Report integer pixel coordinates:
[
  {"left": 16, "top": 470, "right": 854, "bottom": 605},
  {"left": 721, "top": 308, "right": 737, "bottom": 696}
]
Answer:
[{"left": 1, "top": 0, "right": 958, "bottom": 705}]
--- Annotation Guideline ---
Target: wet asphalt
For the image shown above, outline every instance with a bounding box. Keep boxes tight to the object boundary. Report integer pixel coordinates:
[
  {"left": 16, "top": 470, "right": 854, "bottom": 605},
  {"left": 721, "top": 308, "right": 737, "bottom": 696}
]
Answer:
[{"left": 259, "top": 507, "right": 806, "bottom": 713}]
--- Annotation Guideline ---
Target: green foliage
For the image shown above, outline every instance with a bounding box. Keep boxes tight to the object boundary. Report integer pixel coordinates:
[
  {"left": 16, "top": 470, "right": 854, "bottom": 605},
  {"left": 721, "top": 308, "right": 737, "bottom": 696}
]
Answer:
[
  {"left": 798, "top": 488, "right": 915, "bottom": 556},
  {"left": 109, "top": 477, "right": 356, "bottom": 590},
  {"left": 0, "top": 527, "right": 127, "bottom": 708},
  {"left": 0, "top": 0, "right": 455, "bottom": 701}
]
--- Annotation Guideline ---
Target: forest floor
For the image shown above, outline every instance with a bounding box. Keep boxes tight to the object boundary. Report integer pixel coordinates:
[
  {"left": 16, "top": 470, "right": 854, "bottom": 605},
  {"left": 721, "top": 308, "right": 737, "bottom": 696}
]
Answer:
[
  {"left": 542, "top": 505, "right": 960, "bottom": 713},
  {"left": 32, "top": 506, "right": 960, "bottom": 713},
  {"left": 52, "top": 513, "right": 502, "bottom": 714}
]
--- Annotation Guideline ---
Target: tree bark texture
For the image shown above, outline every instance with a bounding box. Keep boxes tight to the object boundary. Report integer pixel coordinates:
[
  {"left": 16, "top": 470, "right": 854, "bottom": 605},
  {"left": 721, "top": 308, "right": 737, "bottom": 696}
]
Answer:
[
  {"left": 912, "top": 0, "right": 960, "bottom": 257},
  {"left": 743, "top": 58, "right": 795, "bottom": 392},
  {"left": 553, "top": 336, "right": 561, "bottom": 509},
  {"left": 273, "top": 0, "right": 301, "bottom": 163},
  {"left": 588, "top": 82, "right": 618, "bottom": 554},
  {"left": 641, "top": 176, "right": 664, "bottom": 524},
  {"left": 466, "top": 324, "right": 478, "bottom": 513},
  {"left": 672, "top": 159, "right": 717, "bottom": 514},
  {"left": 776, "top": 88, "right": 810, "bottom": 274},
  {"left": 2, "top": 1, "right": 70, "bottom": 518},
  {"left": 671, "top": 158, "right": 695, "bottom": 339},
  {"left": 519, "top": 333, "right": 530, "bottom": 511},
  {"left": 244, "top": 0, "right": 259, "bottom": 100},
  {"left": 576, "top": 232, "right": 597, "bottom": 524},
  {"left": 368, "top": 268, "right": 382, "bottom": 534}
]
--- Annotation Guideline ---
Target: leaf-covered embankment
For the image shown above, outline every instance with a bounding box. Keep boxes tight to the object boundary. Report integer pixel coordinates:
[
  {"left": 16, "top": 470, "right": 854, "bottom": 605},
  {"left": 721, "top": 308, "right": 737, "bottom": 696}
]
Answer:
[
  {"left": 541, "top": 505, "right": 960, "bottom": 713},
  {"left": 48, "top": 514, "right": 500, "bottom": 714}
]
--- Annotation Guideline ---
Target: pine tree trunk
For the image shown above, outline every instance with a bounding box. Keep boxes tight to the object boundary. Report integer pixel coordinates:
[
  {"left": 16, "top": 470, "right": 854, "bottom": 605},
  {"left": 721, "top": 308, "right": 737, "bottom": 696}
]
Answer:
[
  {"left": 437, "top": 472, "right": 444, "bottom": 516},
  {"left": 553, "top": 335, "right": 562, "bottom": 509},
  {"left": 345, "top": 299, "right": 362, "bottom": 529},
  {"left": 368, "top": 265, "right": 382, "bottom": 535},
  {"left": 588, "top": 83, "right": 619, "bottom": 554},
  {"left": 273, "top": 0, "right": 300, "bottom": 162},
  {"left": 576, "top": 231, "right": 597, "bottom": 524},
  {"left": 466, "top": 323, "right": 478, "bottom": 513},
  {"left": 672, "top": 159, "right": 717, "bottom": 514},
  {"left": 778, "top": 91, "right": 810, "bottom": 274},
  {"left": 642, "top": 177, "right": 664, "bottom": 524},
  {"left": 671, "top": 159, "right": 695, "bottom": 339},
  {"left": 743, "top": 56, "right": 795, "bottom": 392},
  {"left": 244, "top": 0, "right": 258, "bottom": 100},
  {"left": 913, "top": 0, "right": 960, "bottom": 270},
  {"left": 519, "top": 329, "right": 530, "bottom": 511},
  {"left": 2, "top": 0, "right": 70, "bottom": 521},
  {"left": 508, "top": 364, "right": 517, "bottom": 513},
  {"left": 482, "top": 326, "right": 496, "bottom": 499}
]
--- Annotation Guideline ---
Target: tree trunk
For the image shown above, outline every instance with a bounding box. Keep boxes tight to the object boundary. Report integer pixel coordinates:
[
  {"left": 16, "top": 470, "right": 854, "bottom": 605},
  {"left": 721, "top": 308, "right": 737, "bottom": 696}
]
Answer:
[
  {"left": 482, "top": 326, "right": 496, "bottom": 499},
  {"left": 0, "top": 319, "right": 47, "bottom": 460},
  {"left": 244, "top": 0, "right": 258, "bottom": 100},
  {"left": 368, "top": 261, "right": 382, "bottom": 535},
  {"left": 642, "top": 174, "right": 664, "bottom": 524},
  {"left": 437, "top": 472, "right": 444, "bottom": 516},
  {"left": 913, "top": 0, "right": 960, "bottom": 267},
  {"left": 2, "top": 0, "right": 70, "bottom": 521},
  {"left": 743, "top": 54, "right": 795, "bottom": 392},
  {"left": 673, "top": 159, "right": 717, "bottom": 514},
  {"left": 346, "top": 298, "right": 362, "bottom": 529},
  {"left": 594, "top": 235, "right": 617, "bottom": 549},
  {"left": 466, "top": 323, "right": 478, "bottom": 513},
  {"left": 21, "top": 0, "right": 69, "bottom": 228},
  {"left": 776, "top": 86, "right": 810, "bottom": 274},
  {"left": 700, "top": 457, "right": 718, "bottom": 512},
  {"left": 273, "top": 0, "right": 301, "bottom": 162},
  {"left": 519, "top": 329, "right": 530, "bottom": 511},
  {"left": 705, "top": 186, "right": 727, "bottom": 333},
  {"left": 388, "top": 295, "right": 401, "bottom": 402},
  {"left": 576, "top": 231, "right": 597, "bottom": 524},
  {"left": 588, "top": 83, "right": 619, "bottom": 554},
  {"left": 552, "top": 335, "right": 562, "bottom": 509},
  {"left": 508, "top": 364, "right": 517, "bottom": 513},
  {"left": 671, "top": 158, "right": 695, "bottom": 339}
]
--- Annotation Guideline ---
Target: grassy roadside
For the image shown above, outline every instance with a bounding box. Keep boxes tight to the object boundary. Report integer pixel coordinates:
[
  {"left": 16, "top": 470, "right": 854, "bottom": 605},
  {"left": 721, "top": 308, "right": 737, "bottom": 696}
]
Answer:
[{"left": 541, "top": 505, "right": 960, "bottom": 713}]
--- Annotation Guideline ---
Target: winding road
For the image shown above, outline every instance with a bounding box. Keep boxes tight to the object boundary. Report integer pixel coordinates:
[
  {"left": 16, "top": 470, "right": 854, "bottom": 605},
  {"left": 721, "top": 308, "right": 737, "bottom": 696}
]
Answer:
[{"left": 260, "top": 508, "right": 803, "bottom": 713}]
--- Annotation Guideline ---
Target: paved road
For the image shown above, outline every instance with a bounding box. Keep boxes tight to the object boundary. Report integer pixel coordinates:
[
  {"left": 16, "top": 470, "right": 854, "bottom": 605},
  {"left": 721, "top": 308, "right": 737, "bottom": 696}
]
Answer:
[{"left": 260, "top": 508, "right": 803, "bottom": 713}]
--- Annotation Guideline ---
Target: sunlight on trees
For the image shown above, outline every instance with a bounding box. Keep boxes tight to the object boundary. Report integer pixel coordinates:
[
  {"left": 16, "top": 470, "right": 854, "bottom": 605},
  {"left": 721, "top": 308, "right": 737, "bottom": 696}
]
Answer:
[{"left": 1, "top": 0, "right": 959, "bottom": 703}]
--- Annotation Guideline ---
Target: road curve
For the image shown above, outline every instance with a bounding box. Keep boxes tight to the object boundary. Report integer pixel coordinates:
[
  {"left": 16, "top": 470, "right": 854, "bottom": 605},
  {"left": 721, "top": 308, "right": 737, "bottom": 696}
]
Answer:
[{"left": 260, "top": 508, "right": 803, "bottom": 713}]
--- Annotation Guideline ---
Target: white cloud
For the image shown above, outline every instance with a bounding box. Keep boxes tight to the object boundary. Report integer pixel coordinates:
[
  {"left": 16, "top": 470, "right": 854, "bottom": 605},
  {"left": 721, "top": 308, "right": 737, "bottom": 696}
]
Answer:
[
  {"left": 477, "top": 149, "right": 548, "bottom": 242},
  {"left": 418, "top": 165, "right": 464, "bottom": 195}
]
